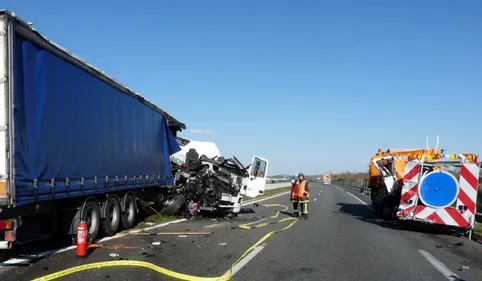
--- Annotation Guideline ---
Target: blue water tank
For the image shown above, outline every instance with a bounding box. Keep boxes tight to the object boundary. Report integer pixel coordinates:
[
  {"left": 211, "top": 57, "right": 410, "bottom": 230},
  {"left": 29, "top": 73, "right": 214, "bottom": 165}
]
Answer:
[{"left": 419, "top": 171, "right": 459, "bottom": 208}]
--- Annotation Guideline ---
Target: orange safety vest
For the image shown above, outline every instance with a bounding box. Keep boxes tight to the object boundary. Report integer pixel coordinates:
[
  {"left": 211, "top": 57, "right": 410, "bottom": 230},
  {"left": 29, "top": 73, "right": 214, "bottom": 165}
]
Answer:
[
  {"left": 291, "top": 182, "right": 299, "bottom": 200},
  {"left": 298, "top": 180, "right": 310, "bottom": 200}
]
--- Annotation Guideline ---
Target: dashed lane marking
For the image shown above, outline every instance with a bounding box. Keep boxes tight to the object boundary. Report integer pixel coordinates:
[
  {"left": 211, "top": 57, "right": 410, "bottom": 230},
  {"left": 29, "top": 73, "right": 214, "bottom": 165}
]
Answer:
[{"left": 418, "top": 249, "right": 460, "bottom": 281}]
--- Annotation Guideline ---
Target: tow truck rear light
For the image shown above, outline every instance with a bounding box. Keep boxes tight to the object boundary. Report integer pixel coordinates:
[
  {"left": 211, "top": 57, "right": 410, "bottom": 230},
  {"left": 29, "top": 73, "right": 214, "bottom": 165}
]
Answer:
[{"left": 0, "top": 220, "right": 13, "bottom": 230}]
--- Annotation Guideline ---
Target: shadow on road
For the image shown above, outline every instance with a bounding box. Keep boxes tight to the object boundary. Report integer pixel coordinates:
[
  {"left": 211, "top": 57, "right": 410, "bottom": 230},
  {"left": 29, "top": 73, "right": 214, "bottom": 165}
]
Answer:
[
  {"left": 334, "top": 202, "right": 465, "bottom": 237},
  {"left": 280, "top": 211, "right": 294, "bottom": 217},
  {"left": 238, "top": 208, "right": 256, "bottom": 215}
]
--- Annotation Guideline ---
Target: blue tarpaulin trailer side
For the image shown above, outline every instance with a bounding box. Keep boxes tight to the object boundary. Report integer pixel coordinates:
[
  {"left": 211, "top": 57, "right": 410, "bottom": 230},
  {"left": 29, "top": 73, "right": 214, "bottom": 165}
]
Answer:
[
  {"left": 0, "top": 10, "right": 186, "bottom": 248},
  {"left": 12, "top": 27, "right": 181, "bottom": 206}
]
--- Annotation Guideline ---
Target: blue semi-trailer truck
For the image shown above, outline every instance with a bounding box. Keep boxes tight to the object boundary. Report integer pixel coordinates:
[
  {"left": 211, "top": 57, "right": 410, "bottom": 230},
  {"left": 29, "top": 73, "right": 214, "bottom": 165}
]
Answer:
[{"left": 0, "top": 10, "right": 187, "bottom": 250}]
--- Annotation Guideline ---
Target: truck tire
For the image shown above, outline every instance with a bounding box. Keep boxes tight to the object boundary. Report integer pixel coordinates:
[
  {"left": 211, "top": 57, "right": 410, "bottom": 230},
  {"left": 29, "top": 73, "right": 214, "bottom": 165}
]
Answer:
[
  {"left": 81, "top": 200, "right": 101, "bottom": 242},
  {"left": 101, "top": 197, "right": 121, "bottom": 236},
  {"left": 121, "top": 194, "right": 137, "bottom": 230},
  {"left": 160, "top": 194, "right": 186, "bottom": 216}
]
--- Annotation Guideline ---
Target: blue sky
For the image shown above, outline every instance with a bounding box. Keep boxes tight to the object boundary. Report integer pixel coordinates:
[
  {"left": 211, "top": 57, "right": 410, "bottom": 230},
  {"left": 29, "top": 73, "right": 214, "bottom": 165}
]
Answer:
[{"left": 5, "top": 1, "right": 482, "bottom": 175}]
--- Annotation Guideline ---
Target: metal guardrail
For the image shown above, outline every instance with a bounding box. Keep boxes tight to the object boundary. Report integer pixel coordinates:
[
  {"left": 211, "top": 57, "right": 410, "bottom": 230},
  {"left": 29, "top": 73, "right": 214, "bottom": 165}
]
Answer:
[
  {"left": 265, "top": 182, "right": 291, "bottom": 190},
  {"left": 336, "top": 180, "right": 482, "bottom": 223}
]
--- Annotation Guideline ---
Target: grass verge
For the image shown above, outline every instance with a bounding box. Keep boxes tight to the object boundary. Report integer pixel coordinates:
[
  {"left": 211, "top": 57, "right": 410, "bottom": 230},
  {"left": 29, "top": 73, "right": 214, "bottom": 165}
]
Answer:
[
  {"left": 474, "top": 222, "right": 482, "bottom": 236},
  {"left": 242, "top": 186, "right": 291, "bottom": 201},
  {"left": 133, "top": 213, "right": 178, "bottom": 230}
]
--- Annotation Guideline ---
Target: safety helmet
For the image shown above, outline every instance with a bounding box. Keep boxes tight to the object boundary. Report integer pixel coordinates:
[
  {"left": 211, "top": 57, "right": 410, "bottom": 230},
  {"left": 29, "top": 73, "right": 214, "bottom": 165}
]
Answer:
[{"left": 298, "top": 173, "right": 304, "bottom": 178}]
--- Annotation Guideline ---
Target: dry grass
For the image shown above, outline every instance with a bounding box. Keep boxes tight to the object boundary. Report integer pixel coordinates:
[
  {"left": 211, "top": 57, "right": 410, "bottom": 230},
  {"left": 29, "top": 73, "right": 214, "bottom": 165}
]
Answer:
[
  {"left": 332, "top": 172, "right": 367, "bottom": 183},
  {"left": 474, "top": 222, "right": 482, "bottom": 236},
  {"left": 133, "top": 214, "right": 178, "bottom": 230}
]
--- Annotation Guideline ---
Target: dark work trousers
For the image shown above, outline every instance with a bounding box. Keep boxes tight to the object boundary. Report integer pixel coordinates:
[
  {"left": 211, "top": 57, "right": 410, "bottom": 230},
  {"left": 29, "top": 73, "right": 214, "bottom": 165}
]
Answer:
[
  {"left": 292, "top": 200, "right": 299, "bottom": 216},
  {"left": 299, "top": 199, "right": 309, "bottom": 218}
]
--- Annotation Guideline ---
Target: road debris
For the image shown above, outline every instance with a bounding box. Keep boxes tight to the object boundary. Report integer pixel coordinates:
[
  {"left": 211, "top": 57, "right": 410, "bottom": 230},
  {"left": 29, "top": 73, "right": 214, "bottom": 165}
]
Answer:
[
  {"left": 152, "top": 242, "right": 161, "bottom": 246},
  {"left": 109, "top": 253, "right": 120, "bottom": 258},
  {"left": 217, "top": 243, "right": 227, "bottom": 246}
]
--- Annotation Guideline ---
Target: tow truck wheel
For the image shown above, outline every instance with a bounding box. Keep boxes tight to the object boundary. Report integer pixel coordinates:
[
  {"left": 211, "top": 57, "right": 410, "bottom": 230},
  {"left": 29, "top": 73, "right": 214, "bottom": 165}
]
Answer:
[
  {"left": 101, "top": 196, "right": 121, "bottom": 236},
  {"left": 121, "top": 194, "right": 137, "bottom": 230}
]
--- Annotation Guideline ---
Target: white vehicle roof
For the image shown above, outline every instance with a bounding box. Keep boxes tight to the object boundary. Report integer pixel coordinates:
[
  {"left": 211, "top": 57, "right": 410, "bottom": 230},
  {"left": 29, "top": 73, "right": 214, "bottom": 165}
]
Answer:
[{"left": 171, "top": 137, "right": 221, "bottom": 163}]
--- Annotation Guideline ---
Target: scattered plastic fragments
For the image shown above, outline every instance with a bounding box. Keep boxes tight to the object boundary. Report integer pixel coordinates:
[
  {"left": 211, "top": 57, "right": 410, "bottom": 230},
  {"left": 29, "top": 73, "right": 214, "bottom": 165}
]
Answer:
[
  {"left": 217, "top": 243, "right": 227, "bottom": 246},
  {"left": 152, "top": 242, "right": 161, "bottom": 246},
  {"left": 109, "top": 253, "right": 119, "bottom": 257}
]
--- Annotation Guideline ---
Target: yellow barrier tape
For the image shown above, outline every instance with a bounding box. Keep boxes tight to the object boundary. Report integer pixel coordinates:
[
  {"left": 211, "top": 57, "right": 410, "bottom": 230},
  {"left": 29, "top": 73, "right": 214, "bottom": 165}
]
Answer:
[{"left": 31, "top": 203, "right": 298, "bottom": 281}]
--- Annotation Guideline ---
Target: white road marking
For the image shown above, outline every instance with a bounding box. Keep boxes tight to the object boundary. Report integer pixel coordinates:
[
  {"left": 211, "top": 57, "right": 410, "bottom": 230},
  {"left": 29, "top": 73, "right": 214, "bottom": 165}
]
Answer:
[
  {"left": 0, "top": 218, "right": 188, "bottom": 267},
  {"left": 345, "top": 191, "right": 373, "bottom": 210},
  {"left": 203, "top": 223, "right": 224, "bottom": 228},
  {"left": 418, "top": 249, "right": 460, "bottom": 281},
  {"left": 129, "top": 218, "right": 187, "bottom": 233},
  {"left": 223, "top": 243, "right": 266, "bottom": 277},
  {"left": 334, "top": 186, "right": 344, "bottom": 192},
  {"left": 241, "top": 191, "right": 290, "bottom": 206}
]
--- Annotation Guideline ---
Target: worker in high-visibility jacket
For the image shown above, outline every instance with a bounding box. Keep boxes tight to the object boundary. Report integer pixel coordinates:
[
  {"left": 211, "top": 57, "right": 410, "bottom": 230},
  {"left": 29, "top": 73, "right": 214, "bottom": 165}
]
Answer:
[
  {"left": 290, "top": 177, "right": 300, "bottom": 217},
  {"left": 297, "top": 173, "right": 310, "bottom": 219}
]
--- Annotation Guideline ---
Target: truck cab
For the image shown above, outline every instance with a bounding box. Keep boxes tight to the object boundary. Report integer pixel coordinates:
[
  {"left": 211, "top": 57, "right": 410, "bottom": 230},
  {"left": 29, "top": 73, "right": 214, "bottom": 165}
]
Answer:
[{"left": 168, "top": 137, "right": 269, "bottom": 214}]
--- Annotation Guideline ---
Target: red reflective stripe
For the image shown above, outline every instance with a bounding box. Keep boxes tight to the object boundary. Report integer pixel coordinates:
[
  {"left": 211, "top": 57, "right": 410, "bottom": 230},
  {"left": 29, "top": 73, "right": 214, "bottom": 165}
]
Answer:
[
  {"left": 426, "top": 211, "right": 445, "bottom": 225},
  {"left": 397, "top": 205, "right": 414, "bottom": 217},
  {"left": 461, "top": 165, "right": 478, "bottom": 190},
  {"left": 457, "top": 188, "right": 476, "bottom": 214},
  {"left": 415, "top": 206, "right": 426, "bottom": 215},
  {"left": 445, "top": 209, "right": 469, "bottom": 228},
  {"left": 404, "top": 164, "right": 420, "bottom": 181},
  {"left": 401, "top": 184, "right": 418, "bottom": 203}
]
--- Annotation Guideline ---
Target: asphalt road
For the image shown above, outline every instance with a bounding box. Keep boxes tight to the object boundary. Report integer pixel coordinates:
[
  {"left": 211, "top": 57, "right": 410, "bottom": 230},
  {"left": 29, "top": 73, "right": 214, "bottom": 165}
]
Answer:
[{"left": 1, "top": 182, "right": 482, "bottom": 281}]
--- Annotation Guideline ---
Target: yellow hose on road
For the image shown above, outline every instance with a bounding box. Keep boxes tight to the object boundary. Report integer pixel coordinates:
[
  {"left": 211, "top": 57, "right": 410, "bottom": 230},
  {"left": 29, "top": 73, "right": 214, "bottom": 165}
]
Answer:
[{"left": 31, "top": 204, "right": 299, "bottom": 281}]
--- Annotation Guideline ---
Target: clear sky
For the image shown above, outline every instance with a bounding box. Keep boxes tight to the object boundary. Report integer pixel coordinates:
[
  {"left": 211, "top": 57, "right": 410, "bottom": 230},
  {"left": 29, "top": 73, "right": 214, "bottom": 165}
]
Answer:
[{"left": 4, "top": 1, "right": 482, "bottom": 175}]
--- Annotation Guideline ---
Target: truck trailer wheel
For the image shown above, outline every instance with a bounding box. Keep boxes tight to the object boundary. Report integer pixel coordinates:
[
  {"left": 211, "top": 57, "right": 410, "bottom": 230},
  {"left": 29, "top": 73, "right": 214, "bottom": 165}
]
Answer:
[
  {"left": 101, "top": 196, "right": 121, "bottom": 236},
  {"left": 81, "top": 200, "right": 101, "bottom": 242},
  {"left": 121, "top": 194, "right": 137, "bottom": 230}
]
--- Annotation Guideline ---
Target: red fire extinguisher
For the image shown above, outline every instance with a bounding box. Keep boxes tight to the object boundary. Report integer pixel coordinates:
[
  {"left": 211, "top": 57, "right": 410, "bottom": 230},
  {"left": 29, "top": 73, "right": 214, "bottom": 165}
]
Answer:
[{"left": 76, "top": 220, "right": 87, "bottom": 257}]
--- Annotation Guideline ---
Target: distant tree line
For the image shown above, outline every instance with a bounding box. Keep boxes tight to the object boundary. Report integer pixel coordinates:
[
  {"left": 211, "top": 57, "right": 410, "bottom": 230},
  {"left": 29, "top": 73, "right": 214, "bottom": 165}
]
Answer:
[{"left": 331, "top": 172, "right": 368, "bottom": 183}]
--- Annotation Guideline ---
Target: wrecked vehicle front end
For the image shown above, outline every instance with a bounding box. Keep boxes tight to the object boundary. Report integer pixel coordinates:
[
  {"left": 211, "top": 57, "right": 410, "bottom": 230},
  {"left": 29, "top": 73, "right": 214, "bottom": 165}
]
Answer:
[{"left": 162, "top": 155, "right": 250, "bottom": 217}]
